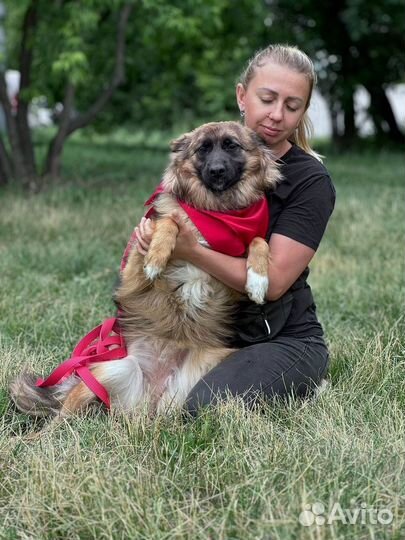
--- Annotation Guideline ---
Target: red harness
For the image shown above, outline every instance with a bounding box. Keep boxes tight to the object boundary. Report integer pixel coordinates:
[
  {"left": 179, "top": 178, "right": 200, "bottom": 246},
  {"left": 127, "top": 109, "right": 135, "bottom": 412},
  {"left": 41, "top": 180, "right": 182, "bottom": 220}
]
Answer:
[
  {"left": 36, "top": 187, "right": 269, "bottom": 408},
  {"left": 36, "top": 318, "right": 126, "bottom": 408}
]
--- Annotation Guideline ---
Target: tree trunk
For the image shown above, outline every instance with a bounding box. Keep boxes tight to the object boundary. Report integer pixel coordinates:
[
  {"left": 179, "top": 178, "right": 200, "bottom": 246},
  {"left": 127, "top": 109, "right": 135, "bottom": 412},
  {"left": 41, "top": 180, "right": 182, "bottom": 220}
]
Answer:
[
  {"left": 0, "top": 0, "right": 39, "bottom": 188},
  {"left": 15, "top": 0, "right": 39, "bottom": 180},
  {"left": 366, "top": 84, "right": 404, "bottom": 143},
  {"left": 0, "top": 73, "right": 28, "bottom": 181},
  {"left": 44, "top": 83, "right": 75, "bottom": 178},
  {"left": 0, "top": 135, "right": 12, "bottom": 184},
  {"left": 342, "top": 87, "right": 356, "bottom": 141},
  {"left": 329, "top": 99, "right": 342, "bottom": 144}
]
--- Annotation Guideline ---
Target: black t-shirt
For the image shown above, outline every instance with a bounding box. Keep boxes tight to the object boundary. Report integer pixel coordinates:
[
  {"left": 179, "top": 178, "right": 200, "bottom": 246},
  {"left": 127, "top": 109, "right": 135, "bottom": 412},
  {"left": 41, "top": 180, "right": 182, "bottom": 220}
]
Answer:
[{"left": 265, "top": 143, "right": 336, "bottom": 338}]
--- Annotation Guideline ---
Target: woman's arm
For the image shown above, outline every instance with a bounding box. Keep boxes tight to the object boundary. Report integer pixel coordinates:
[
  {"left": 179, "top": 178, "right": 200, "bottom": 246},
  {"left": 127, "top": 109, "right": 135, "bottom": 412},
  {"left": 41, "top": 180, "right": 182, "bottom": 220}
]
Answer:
[{"left": 134, "top": 215, "right": 316, "bottom": 301}]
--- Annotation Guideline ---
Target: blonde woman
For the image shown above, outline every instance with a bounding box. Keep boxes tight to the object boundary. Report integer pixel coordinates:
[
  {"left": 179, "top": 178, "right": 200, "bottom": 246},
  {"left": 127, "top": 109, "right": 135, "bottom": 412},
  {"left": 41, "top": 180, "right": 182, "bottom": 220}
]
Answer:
[{"left": 135, "top": 44, "right": 336, "bottom": 415}]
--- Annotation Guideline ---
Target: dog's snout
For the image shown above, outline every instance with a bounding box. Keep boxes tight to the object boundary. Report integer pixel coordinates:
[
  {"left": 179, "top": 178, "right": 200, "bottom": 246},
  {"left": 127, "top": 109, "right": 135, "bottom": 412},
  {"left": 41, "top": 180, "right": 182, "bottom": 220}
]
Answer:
[
  {"left": 199, "top": 135, "right": 245, "bottom": 193},
  {"left": 209, "top": 163, "right": 226, "bottom": 179}
]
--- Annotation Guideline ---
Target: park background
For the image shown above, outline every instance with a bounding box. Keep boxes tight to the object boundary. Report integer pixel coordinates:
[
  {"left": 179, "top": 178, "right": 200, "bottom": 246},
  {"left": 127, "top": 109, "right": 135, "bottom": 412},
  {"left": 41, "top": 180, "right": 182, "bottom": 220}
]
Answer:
[{"left": 0, "top": 1, "right": 404, "bottom": 539}]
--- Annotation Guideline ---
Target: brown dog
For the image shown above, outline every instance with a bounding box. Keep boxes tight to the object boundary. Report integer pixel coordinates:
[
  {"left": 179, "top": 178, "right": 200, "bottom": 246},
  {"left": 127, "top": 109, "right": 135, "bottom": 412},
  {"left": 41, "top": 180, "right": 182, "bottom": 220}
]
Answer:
[{"left": 10, "top": 121, "right": 281, "bottom": 420}]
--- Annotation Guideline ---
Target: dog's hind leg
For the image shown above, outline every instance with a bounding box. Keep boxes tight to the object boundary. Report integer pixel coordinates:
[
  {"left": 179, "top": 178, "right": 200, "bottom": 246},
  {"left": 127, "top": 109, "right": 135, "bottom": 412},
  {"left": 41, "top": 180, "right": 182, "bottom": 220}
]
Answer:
[
  {"left": 245, "top": 237, "right": 270, "bottom": 304},
  {"left": 58, "top": 379, "right": 100, "bottom": 419},
  {"left": 157, "top": 346, "right": 236, "bottom": 413},
  {"left": 22, "top": 358, "right": 145, "bottom": 440}
]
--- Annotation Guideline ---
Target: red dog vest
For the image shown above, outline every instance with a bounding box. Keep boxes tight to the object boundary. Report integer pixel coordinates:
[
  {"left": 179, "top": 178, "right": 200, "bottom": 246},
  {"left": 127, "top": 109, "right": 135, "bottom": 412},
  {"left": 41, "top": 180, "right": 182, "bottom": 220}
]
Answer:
[{"left": 144, "top": 184, "right": 269, "bottom": 257}]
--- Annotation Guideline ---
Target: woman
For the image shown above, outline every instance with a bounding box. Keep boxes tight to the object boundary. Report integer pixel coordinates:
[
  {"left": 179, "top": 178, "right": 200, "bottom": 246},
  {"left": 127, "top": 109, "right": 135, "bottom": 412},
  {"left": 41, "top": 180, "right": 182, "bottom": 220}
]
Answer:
[{"left": 135, "top": 44, "right": 336, "bottom": 415}]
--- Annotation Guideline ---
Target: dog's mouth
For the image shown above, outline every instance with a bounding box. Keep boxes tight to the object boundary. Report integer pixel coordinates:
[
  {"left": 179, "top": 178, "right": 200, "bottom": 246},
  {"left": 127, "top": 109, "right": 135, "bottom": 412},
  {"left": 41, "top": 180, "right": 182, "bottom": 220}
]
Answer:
[
  {"left": 201, "top": 162, "right": 244, "bottom": 193},
  {"left": 204, "top": 176, "right": 240, "bottom": 193}
]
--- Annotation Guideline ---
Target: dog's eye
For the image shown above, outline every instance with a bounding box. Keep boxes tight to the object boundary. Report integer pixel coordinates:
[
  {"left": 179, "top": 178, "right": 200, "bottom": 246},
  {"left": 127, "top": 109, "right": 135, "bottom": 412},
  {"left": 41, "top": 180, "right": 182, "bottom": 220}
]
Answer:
[
  {"left": 197, "top": 141, "right": 212, "bottom": 155},
  {"left": 222, "top": 139, "right": 239, "bottom": 151}
]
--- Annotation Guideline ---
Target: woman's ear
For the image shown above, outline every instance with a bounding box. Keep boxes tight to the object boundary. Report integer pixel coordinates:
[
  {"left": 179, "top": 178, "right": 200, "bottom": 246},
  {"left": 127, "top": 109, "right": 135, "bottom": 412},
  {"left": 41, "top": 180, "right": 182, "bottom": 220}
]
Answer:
[
  {"left": 236, "top": 83, "right": 246, "bottom": 113},
  {"left": 170, "top": 133, "right": 191, "bottom": 153}
]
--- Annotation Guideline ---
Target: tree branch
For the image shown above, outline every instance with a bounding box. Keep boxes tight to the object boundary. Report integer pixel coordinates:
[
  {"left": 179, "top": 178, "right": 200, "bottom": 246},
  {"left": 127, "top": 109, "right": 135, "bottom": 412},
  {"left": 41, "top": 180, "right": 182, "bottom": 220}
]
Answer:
[
  {"left": 0, "top": 134, "right": 12, "bottom": 184},
  {"left": 18, "top": 0, "right": 38, "bottom": 92},
  {"left": 0, "top": 72, "right": 26, "bottom": 179},
  {"left": 66, "top": 3, "right": 133, "bottom": 135}
]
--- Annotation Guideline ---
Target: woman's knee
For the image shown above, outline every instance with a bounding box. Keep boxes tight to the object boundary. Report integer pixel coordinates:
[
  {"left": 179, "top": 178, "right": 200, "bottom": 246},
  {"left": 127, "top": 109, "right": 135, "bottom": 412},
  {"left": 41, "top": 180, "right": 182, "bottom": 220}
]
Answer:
[{"left": 182, "top": 337, "right": 329, "bottom": 416}]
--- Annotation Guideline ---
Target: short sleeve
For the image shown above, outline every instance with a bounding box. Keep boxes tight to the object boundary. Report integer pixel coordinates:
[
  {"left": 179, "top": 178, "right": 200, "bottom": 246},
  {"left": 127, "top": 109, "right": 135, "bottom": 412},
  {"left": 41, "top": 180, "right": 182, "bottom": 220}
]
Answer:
[{"left": 271, "top": 175, "right": 336, "bottom": 250}]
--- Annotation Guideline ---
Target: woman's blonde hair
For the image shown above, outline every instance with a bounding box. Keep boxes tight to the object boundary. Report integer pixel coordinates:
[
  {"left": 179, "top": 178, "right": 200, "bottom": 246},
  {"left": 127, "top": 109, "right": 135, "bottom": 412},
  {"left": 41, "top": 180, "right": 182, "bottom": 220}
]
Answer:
[{"left": 238, "top": 44, "right": 322, "bottom": 161}]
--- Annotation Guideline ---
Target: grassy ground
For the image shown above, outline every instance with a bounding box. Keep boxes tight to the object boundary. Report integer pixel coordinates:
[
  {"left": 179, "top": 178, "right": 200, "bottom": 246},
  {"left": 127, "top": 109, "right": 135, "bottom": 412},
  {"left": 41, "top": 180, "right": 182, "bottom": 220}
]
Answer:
[{"left": 0, "top": 134, "right": 404, "bottom": 539}]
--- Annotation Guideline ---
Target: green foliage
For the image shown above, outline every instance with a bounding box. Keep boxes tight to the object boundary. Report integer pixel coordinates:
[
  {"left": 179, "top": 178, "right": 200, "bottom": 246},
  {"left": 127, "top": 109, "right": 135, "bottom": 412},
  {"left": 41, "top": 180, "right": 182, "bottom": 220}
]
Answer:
[
  {"left": 1, "top": 0, "right": 403, "bottom": 153},
  {"left": 4, "top": 0, "right": 276, "bottom": 129},
  {"left": 267, "top": 0, "right": 405, "bottom": 105},
  {"left": 4, "top": 0, "right": 128, "bottom": 105}
]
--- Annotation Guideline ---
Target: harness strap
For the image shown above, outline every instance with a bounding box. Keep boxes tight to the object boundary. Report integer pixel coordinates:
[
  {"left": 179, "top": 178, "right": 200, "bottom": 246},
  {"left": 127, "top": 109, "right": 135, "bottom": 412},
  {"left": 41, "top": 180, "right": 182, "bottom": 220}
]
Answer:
[
  {"left": 76, "top": 366, "right": 111, "bottom": 409},
  {"left": 36, "top": 318, "right": 127, "bottom": 409},
  {"left": 120, "top": 228, "right": 138, "bottom": 272}
]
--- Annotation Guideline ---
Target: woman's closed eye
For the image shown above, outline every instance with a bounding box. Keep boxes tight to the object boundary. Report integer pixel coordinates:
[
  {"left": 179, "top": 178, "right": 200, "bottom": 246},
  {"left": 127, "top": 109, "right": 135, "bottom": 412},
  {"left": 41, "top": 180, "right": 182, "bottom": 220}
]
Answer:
[{"left": 261, "top": 98, "right": 299, "bottom": 112}]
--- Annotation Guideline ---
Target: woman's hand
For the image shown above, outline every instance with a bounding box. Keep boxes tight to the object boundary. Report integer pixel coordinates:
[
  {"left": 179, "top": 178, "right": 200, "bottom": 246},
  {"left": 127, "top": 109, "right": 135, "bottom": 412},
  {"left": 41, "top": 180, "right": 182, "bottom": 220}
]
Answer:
[
  {"left": 170, "top": 211, "right": 199, "bottom": 260},
  {"left": 134, "top": 213, "right": 198, "bottom": 261},
  {"left": 134, "top": 217, "right": 155, "bottom": 256}
]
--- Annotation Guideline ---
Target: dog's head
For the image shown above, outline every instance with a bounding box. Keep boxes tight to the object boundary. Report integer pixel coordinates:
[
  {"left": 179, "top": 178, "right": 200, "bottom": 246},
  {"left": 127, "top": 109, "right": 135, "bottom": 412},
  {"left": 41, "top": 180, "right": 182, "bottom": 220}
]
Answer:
[{"left": 162, "top": 121, "right": 282, "bottom": 211}]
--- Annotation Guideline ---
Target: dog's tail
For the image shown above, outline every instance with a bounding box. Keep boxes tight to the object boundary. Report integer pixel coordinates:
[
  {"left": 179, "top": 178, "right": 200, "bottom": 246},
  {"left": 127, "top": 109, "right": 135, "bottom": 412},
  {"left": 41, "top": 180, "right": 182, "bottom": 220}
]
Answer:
[{"left": 9, "top": 373, "right": 69, "bottom": 417}]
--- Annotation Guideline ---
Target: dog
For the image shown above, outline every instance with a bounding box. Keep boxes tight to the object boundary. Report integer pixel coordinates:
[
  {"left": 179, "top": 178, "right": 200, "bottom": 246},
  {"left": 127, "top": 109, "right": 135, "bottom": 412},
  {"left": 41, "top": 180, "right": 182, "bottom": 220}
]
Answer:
[{"left": 10, "top": 121, "right": 281, "bottom": 422}]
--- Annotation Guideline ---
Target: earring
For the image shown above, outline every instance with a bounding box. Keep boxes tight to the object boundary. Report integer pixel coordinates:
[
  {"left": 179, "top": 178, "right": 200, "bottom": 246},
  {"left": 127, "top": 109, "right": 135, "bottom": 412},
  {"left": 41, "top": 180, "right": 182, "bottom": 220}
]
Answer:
[{"left": 240, "top": 109, "right": 245, "bottom": 118}]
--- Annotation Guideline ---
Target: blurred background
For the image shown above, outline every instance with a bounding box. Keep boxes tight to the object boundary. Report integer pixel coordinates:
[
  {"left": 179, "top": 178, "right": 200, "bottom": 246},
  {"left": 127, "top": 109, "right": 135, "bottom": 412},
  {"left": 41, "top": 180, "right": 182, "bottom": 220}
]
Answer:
[{"left": 0, "top": 0, "right": 403, "bottom": 189}]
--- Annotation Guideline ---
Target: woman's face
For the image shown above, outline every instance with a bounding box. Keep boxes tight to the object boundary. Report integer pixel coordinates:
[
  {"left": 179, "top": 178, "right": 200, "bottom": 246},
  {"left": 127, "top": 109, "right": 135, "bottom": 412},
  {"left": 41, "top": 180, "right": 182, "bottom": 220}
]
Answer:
[{"left": 236, "top": 61, "right": 311, "bottom": 158}]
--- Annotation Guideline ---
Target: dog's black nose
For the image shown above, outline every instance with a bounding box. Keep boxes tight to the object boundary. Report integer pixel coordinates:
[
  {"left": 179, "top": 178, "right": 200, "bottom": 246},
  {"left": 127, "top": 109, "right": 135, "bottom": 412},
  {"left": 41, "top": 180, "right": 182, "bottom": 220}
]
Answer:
[{"left": 209, "top": 164, "right": 226, "bottom": 179}]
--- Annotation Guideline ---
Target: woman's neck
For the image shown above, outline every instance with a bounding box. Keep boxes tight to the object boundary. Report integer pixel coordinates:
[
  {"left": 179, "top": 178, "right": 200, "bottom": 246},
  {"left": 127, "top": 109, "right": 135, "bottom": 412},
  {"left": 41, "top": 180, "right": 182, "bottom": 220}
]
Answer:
[{"left": 270, "top": 140, "right": 292, "bottom": 160}]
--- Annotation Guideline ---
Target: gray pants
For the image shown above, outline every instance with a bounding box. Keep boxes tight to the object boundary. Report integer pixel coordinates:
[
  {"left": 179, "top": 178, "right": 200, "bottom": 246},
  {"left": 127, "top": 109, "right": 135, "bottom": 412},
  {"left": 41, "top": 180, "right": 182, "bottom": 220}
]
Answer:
[{"left": 184, "top": 335, "right": 329, "bottom": 416}]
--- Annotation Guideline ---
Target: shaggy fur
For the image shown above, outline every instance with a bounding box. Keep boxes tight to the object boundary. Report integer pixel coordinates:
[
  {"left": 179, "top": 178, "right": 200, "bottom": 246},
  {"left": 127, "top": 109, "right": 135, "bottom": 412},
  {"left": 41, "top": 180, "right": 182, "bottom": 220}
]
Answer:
[{"left": 10, "top": 121, "right": 281, "bottom": 420}]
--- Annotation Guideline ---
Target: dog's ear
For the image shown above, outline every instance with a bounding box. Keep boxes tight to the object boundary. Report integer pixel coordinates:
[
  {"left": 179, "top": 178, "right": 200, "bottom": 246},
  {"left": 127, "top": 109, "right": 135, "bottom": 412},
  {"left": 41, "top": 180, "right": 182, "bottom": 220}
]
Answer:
[
  {"left": 247, "top": 128, "right": 282, "bottom": 189},
  {"left": 249, "top": 130, "right": 268, "bottom": 150},
  {"left": 170, "top": 133, "right": 192, "bottom": 154}
]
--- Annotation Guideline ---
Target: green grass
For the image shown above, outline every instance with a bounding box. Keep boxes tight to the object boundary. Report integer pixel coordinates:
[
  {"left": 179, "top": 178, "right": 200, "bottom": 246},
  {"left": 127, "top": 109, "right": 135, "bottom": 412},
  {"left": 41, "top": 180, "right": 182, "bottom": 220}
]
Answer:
[{"left": 0, "top": 136, "right": 404, "bottom": 539}]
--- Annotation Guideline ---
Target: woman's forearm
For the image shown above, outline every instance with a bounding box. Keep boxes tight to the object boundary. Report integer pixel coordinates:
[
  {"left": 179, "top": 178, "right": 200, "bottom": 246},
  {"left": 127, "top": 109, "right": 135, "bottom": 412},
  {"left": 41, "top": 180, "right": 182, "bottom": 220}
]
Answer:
[
  {"left": 182, "top": 236, "right": 310, "bottom": 301},
  {"left": 183, "top": 243, "right": 284, "bottom": 301},
  {"left": 185, "top": 243, "right": 248, "bottom": 294}
]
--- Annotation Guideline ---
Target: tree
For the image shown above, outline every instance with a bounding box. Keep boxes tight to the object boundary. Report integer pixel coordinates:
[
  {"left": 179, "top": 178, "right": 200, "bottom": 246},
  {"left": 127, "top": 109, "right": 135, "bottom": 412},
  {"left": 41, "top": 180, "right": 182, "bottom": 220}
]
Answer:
[
  {"left": 94, "top": 0, "right": 275, "bottom": 130},
  {"left": 1, "top": 0, "right": 264, "bottom": 186},
  {"left": 0, "top": 0, "right": 133, "bottom": 188},
  {"left": 267, "top": 0, "right": 405, "bottom": 143}
]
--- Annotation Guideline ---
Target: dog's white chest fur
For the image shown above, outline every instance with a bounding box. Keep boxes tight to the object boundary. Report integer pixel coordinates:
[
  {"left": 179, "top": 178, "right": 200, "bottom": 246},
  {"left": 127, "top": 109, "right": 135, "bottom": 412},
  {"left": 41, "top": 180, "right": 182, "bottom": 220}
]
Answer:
[{"left": 168, "top": 261, "right": 214, "bottom": 310}]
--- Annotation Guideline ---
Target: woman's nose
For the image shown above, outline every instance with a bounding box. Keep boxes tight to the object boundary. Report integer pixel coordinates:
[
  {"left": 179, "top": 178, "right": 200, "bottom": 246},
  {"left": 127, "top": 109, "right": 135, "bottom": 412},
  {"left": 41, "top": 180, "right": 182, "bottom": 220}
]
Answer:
[{"left": 268, "top": 103, "right": 283, "bottom": 121}]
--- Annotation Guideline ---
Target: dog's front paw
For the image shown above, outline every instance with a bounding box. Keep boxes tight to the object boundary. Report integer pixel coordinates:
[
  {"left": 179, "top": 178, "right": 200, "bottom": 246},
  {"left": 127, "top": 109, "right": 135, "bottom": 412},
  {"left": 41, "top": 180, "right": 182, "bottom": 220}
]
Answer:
[
  {"left": 143, "top": 250, "right": 168, "bottom": 280},
  {"left": 143, "top": 263, "right": 163, "bottom": 281},
  {"left": 245, "top": 268, "right": 268, "bottom": 304}
]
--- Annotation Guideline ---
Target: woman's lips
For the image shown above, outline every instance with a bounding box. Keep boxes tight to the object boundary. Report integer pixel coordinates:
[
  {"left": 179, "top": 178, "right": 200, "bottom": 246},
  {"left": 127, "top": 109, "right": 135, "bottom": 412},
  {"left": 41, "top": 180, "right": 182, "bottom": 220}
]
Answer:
[{"left": 262, "top": 125, "right": 281, "bottom": 137}]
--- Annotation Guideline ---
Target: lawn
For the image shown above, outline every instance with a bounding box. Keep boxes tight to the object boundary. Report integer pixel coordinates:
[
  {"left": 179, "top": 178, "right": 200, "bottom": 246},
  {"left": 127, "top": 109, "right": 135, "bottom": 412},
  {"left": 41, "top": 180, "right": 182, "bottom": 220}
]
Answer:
[{"left": 0, "top": 133, "right": 404, "bottom": 539}]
